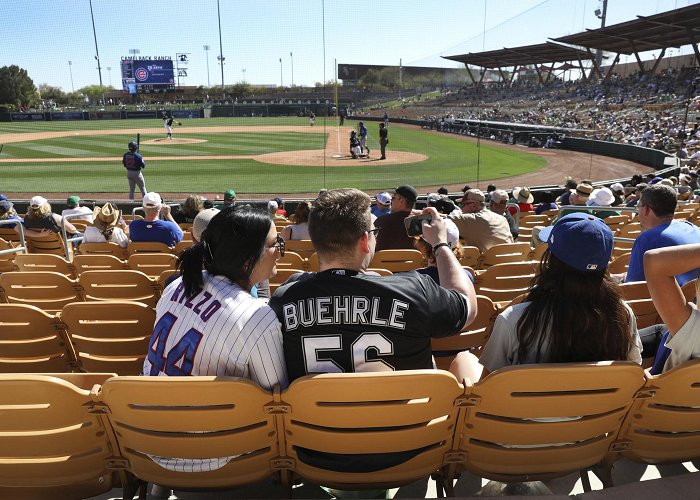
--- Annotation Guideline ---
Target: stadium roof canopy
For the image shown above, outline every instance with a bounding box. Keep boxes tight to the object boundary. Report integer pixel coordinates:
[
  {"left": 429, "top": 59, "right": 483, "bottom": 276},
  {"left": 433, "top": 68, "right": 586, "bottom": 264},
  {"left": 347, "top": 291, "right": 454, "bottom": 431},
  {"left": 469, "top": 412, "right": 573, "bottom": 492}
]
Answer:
[{"left": 444, "top": 3, "right": 700, "bottom": 84}]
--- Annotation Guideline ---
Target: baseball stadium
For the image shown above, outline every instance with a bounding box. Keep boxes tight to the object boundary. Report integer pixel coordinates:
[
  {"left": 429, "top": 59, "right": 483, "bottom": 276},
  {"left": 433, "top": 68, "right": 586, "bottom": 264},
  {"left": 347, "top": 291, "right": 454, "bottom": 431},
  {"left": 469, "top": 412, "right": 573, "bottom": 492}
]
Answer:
[{"left": 1, "top": 0, "right": 700, "bottom": 498}]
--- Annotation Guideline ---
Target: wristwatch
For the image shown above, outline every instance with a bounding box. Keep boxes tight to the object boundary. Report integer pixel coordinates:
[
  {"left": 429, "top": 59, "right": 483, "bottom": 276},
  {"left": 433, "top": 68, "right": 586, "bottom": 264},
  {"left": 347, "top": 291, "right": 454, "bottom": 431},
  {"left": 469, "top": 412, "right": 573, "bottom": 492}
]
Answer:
[{"left": 433, "top": 242, "right": 450, "bottom": 253}]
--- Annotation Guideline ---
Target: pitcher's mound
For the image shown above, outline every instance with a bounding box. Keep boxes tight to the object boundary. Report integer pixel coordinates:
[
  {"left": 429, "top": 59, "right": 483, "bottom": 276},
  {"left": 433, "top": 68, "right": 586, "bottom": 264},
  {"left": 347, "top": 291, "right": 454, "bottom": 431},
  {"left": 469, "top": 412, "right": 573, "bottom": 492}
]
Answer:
[
  {"left": 256, "top": 149, "right": 428, "bottom": 167},
  {"left": 141, "top": 138, "right": 208, "bottom": 145}
]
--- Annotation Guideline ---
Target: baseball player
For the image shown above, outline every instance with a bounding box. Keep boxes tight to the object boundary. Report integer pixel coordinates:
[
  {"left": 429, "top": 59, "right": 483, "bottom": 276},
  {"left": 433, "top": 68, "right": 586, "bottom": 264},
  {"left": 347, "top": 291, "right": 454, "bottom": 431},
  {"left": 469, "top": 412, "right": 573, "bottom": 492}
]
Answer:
[
  {"left": 143, "top": 205, "right": 288, "bottom": 472},
  {"left": 122, "top": 141, "right": 147, "bottom": 200},
  {"left": 162, "top": 112, "right": 182, "bottom": 140},
  {"left": 358, "top": 121, "right": 369, "bottom": 155}
]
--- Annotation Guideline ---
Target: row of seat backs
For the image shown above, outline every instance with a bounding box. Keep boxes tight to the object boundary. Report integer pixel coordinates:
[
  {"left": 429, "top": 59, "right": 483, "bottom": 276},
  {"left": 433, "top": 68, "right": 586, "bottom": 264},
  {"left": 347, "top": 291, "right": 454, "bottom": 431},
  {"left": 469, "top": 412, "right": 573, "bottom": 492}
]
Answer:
[
  {"left": 0, "top": 301, "right": 154, "bottom": 375},
  {"left": 2, "top": 360, "right": 699, "bottom": 498},
  {"left": 0, "top": 270, "right": 162, "bottom": 312},
  {"left": 12, "top": 252, "right": 177, "bottom": 280}
]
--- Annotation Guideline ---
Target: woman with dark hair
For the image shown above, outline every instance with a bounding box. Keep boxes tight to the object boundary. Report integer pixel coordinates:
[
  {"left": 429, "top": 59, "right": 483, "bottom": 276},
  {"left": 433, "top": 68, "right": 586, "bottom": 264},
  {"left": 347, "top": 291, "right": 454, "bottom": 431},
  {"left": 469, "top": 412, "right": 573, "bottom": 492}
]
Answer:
[
  {"left": 144, "top": 205, "right": 288, "bottom": 389},
  {"left": 279, "top": 201, "right": 310, "bottom": 241},
  {"left": 455, "top": 213, "right": 642, "bottom": 381}
]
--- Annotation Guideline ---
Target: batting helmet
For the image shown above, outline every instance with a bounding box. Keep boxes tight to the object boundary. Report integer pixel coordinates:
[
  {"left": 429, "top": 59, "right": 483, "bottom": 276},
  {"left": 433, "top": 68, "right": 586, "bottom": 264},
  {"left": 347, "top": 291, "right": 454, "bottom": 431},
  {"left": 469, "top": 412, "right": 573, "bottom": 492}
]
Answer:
[{"left": 128, "top": 141, "right": 138, "bottom": 152}]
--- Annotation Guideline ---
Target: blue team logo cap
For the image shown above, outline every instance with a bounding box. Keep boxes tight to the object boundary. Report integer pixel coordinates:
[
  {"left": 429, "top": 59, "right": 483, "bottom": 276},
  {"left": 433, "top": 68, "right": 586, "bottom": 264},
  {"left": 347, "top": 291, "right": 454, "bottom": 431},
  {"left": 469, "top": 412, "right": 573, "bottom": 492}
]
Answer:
[{"left": 539, "top": 213, "right": 613, "bottom": 272}]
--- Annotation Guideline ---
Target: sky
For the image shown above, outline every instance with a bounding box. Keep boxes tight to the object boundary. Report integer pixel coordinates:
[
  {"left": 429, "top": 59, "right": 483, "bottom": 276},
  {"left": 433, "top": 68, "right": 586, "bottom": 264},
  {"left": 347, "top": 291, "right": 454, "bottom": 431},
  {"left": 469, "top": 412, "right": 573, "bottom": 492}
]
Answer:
[{"left": 1, "top": 0, "right": 698, "bottom": 93}]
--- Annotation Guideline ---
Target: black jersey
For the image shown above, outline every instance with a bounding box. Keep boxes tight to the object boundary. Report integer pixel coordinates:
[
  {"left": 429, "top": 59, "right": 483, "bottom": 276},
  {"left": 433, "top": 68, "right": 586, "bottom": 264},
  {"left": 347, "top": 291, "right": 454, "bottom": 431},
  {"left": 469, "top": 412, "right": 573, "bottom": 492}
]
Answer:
[{"left": 269, "top": 269, "right": 469, "bottom": 382}]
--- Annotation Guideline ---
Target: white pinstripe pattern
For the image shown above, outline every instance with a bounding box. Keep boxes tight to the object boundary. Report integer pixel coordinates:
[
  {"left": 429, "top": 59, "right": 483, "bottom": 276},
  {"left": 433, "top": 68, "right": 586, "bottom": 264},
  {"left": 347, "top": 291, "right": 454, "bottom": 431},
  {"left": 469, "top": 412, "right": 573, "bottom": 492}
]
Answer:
[{"left": 143, "top": 271, "right": 288, "bottom": 472}]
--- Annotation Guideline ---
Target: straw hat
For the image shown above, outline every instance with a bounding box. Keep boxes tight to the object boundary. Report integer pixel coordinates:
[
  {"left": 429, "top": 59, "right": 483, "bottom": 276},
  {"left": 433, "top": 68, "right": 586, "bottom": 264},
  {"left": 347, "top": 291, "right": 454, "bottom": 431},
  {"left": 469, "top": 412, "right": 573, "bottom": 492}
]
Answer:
[{"left": 92, "top": 203, "right": 121, "bottom": 229}]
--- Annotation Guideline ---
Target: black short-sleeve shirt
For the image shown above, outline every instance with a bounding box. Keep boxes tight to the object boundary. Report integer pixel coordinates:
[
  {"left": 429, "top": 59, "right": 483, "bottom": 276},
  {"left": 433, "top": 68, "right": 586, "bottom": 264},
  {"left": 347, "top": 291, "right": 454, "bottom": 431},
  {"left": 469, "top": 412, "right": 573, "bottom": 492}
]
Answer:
[{"left": 269, "top": 270, "right": 469, "bottom": 382}]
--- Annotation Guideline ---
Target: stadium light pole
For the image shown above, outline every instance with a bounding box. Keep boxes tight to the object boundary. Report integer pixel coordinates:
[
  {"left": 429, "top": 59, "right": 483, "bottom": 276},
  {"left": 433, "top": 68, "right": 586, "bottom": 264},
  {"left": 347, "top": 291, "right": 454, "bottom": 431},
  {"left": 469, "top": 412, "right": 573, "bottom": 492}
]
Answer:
[
  {"left": 68, "top": 61, "right": 75, "bottom": 93},
  {"left": 203, "top": 45, "right": 211, "bottom": 88},
  {"left": 217, "top": 0, "right": 225, "bottom": 91},
  {"left": 279, "top": 58, "right": 283, "bottom": 87},
  {"left": 88, "top": 0, "right": 104, "bottom": 104},
  {"left": 242, "top": 68, "right": 246, "bottom": 83},
  {"left": 290, "top": 52, "right": 294, "bottom": 87},
  {"left": 594, "top": 0, "right": 608, "bottom": 73},
  {"left": 106, "top": 67, "right": 112, "bottom": 87}
]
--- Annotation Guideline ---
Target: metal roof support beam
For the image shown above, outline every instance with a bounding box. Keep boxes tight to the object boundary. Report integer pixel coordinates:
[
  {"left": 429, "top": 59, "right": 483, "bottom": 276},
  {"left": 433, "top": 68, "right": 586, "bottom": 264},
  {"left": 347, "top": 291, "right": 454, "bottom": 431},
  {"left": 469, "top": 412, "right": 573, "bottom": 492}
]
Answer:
[
  {"left": 649, "top": 48, "right": 666, "bottom": 74},
  {"left": 532, "top": 64, "right": 543, "bottom": 85},
  {"left": 498, "top": 67, "right": 508, "bottom": 83},
  {"left": 479, "top": 69, "right": 486, "bottom": 85},
  {"left": 585, "top": 48, "right": 603, "bottom": 78},
  {"left": 465, "top": 65, "right": 477, "bottom": 86},
  {"left": 630, "top": 41, "right": 646, "bottom": 73},
  {"left": 687, "top": 29, "right": 700, "bottom": 66},
  {"left": 604, "top": 53, "right": 620, "bottom": 82},
  {"left": 509, "top": 66, "right": 518, "bottom": 85},
  {"left": 544, "top": 63, "right": 555, "bottom": 83}
]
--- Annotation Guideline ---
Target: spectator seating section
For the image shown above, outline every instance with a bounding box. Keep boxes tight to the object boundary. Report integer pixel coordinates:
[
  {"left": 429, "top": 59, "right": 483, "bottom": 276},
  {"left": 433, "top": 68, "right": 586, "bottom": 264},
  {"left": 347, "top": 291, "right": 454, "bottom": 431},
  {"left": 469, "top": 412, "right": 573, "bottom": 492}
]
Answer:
[
  {"left": 126, "top": 253, "right": 177, "bottom": 279},
  {"left": 14, "top": 253, "right": 77, "bottom": 278},
  {"left": 78, "top": 242, "right": 129, "bottom": 260},
  {"left": 5, "top": 361, "right": 700, "bottom": 498},
  {"left": 79, "top": 270, "right": 161, "bottom": 307},
  {"left": 73, "top": 254, "right": 128, "bottom": 274},
  {"left": 26, "top": 232, "right": 72, "bottom": 259},
  {"left": 369, "top": 249, "right": 425, "bottom": 272},
  {"left": 477, "top": 242, "right": 531, "bottom": 269},
  {"left": 474, "top": 261, "right": 538, "bottom": 305},
  {"left": 126, "top": 241, "right": 172, "bottom": 256},
  {"left": 0, "top": 271, "right": 84, "bottom": 314}
]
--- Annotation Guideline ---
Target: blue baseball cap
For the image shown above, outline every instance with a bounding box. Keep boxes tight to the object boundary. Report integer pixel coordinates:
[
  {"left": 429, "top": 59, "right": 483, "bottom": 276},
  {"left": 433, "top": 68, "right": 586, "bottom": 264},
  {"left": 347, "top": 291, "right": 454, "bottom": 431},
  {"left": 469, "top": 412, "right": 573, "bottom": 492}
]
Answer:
[{"left": 539, "top": 213, "right": 613, "bottom": 272}]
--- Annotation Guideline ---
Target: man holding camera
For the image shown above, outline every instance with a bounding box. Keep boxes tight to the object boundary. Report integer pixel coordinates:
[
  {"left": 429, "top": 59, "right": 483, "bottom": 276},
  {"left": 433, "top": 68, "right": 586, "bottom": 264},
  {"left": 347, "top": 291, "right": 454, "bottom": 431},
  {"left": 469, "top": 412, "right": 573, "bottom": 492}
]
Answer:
[
  {"left": 269, "top": 188, "right": 477, "bottom": 382},
  {"left": 374, "top": 185, "right": 418, "bottom": 251}
]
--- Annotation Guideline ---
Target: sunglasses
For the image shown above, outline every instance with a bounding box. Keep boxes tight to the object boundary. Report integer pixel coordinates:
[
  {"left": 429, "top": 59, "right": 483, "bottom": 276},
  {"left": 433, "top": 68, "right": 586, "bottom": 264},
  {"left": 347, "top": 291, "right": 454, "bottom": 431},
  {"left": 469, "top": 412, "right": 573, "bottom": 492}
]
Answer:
[{"left": 274, "top": 234, "right": 285, "bottom": 257}]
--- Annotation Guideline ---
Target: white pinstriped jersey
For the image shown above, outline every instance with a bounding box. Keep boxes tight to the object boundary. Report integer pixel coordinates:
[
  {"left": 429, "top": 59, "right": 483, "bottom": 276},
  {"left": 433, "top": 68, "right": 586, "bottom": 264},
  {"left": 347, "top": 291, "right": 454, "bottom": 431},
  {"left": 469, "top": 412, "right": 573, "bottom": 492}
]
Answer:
[{"left": 143, "top": 271, "right": 288, "bottom": 472}]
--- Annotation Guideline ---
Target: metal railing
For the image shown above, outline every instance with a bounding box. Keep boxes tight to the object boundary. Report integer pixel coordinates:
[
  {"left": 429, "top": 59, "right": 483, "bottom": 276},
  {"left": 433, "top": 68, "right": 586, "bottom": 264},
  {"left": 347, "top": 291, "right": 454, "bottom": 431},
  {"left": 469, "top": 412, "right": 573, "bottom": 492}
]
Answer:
[
  {"left": 60, "top": 213, "right": 87, "bottom": 261},
  {"left": 0, "top": 219, "right": 27, "bottom": 258}
]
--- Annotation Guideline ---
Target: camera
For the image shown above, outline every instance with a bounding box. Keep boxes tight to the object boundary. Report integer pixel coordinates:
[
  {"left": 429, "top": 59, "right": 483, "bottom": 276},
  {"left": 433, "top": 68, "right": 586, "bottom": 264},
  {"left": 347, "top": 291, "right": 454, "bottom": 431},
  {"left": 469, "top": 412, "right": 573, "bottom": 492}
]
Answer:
[{"left": 404, "top": 214, "right": 432, "bottom": 237}]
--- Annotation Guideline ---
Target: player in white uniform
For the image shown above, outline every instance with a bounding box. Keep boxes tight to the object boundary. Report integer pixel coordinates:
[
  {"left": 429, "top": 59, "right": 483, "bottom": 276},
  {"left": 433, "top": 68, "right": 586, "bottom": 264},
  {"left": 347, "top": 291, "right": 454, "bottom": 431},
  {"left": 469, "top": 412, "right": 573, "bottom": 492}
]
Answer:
[{"left": 143, "top": 205, "right": 288, "bottom": 472}]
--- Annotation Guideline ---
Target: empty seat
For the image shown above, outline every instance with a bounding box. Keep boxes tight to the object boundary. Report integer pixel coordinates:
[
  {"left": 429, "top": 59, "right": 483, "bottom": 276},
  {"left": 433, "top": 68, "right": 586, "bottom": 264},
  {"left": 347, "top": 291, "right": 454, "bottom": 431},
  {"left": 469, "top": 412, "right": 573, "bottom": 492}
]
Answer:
[
  {"left": 14, "top": 253, "right": 76, "bottom": 278},
  {"left": 127, "top": 253, "right": 177, "bottom": 279},
  {"left": 0, "top": 271, "right": 84, "bottom": 313},
  {"left": 79, "top": 270, "right": 161, "bottom": 307}
]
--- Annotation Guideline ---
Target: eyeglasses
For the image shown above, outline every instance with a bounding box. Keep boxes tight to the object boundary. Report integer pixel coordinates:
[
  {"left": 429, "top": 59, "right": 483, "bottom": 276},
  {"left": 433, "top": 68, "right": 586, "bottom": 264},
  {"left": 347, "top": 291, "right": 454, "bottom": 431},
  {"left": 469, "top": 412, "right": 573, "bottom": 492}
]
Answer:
[
  {"left": 367, "top": 228, "right": 380, "bottom": 237},
  {"left": 274, "top": 234, "right": 285, "bottom": 257}
]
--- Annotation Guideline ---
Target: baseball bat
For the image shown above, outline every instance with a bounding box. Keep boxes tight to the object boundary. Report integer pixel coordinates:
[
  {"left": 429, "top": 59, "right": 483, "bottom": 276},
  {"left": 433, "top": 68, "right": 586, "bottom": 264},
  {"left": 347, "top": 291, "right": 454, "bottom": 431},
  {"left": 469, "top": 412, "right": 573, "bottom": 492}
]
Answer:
[{"left": 137, "top": 133, "right": 140, "bottom": 149}]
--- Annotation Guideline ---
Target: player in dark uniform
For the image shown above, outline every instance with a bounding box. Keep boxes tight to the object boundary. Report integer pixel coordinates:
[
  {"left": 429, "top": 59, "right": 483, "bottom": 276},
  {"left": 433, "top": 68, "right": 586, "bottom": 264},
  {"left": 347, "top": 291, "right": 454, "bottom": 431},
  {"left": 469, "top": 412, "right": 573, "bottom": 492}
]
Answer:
[
  {"left": 122, "top": 141, "right": 147, "bottom": 200},
  {"left": 269, "top": 188, "right": 477, "bottom": 382},
  {"left": 162, "top": 112, "right": 181, "bottom": 140}
]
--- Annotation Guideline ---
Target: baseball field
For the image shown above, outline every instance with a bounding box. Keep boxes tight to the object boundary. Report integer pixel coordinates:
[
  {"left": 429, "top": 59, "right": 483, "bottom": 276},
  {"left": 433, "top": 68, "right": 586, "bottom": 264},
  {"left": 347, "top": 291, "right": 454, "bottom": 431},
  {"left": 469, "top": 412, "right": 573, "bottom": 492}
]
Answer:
[{"left": 0, "top": 116, "right": 550, "bottom": 196}]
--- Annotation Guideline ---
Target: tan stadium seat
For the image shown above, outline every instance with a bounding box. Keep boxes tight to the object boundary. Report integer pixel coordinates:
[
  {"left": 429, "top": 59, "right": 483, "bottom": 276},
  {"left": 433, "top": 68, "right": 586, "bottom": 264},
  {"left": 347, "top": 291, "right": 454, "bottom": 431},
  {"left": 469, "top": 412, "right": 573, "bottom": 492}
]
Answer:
[
  {"left": 78, "top": 241, "right": 129, "bottom": 260},
  {"left": 270, "top": 268, "right": 304, "bottom": 294},
  {"left": 477, "top": 242, "right": 531, "bottom": 269},
  {"left": 14, "top": 253, "right": 76, "bottom": 278},
  {"left": 26, "top": 231, "right": 72, "bottom": 259},
  {"left": 282, "top": 370, "right": 465, "bottom": 492},
  {"left": 98, "top": 376, "right": 285, "bottom": 497},
  {"left": 441, "top": 362, "right": 645, "bottom": 495},
  {"left": 458, "top": 245, "right": 481, "bottom": 268},
  {"left": 528, "top": 242, "right": 548, "bottom": 263},
  {"left": 284, "top": 239, "right": 315, "bottom": 259},
  {"left": 369, "top": 249, "right": 425, "bottom": 272},
  {"left": 0, "top": 373, "right": 120, "bottom": 499},
  {"left": 431, "top": 295, "right": 499, "bottom": 370},
  {"left": 0, "top": 304, "right": 77, "bottom": 372},
  {"left": 608, "top": 252, "right": 631, "bottom": 275},
  {"left": 0, "top": 271, "right": 84, "bottom": 314},
  {"left": 73, "top": 253, "right": 128, "bottom": 274},
  {"left": 126, "top": 241, "right": 172, "bottom": 255},
  {"left": 277, "top": 251, "right": 308, "bottom": 271},
  {"left": 475, "top": 261, "right": 538, "bottom": 305},
  {"left": 127, "top": 253, "right": 177, "bottom": 279},
  {"left": 0, "top": 238, "right": 20, "bottom": 273},
  {"left": 0, "top": 226, "right": 22, "bottom": 244},
  {"left": 620, "top": 281, "right": 660, "bottom": 329},
  {"left": 60, "top": 301, "right": 155, "bottom": 376},
  {"left": 79, "top": 270, "right": 161, "bottom": 308}
]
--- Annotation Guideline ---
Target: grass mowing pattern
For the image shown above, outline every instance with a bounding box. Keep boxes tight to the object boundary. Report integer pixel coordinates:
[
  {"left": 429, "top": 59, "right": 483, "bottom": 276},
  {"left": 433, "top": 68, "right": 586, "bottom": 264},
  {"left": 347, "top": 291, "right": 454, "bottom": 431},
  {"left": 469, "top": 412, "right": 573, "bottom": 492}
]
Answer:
[{"left": 0, "top": 118, "right": 545, "bottom": 194}]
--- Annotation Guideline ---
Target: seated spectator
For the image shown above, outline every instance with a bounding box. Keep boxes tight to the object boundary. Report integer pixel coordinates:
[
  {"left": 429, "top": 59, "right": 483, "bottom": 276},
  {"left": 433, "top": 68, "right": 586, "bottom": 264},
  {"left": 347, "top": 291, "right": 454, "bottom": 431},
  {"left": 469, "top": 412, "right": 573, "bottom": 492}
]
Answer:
[
  {"left": 173, "top": 194, "right": 203, "bottom": 224},
  {"left": 454, "top": 213, "right": 642, "bottom": 382},
  {"left": 267, "top": 200, "right": 281, "bottom": 219},
  {"left": 508, "top": 187, "right": 535, "bottom": 215},
  {"left": 370, "top": 192, "right": 392, "bottom": 218},
  {"left": 449, "top": 189, "right": 514, "bottom": 252},
  {"left": 129, "top": 192, "right": 183, "bottom": 247},
  {"left": 645, "top": 243, "right": 700, "bottom": 371},
  {"left": 626, "top": 183, "right": 647, "bottom": 207},
  {"left": 279, "top": 201, "right": 310, "bottom": 241},
  {"left": 214, "top": 189, "right": 236, "bottom": 210},
  {"left": 61, "top": 196, "right": 93, "bottom": 223},
  {"left": 556, "top": 179, "right": 578, "bottom": 205},
  {"left": 0, "top": 200, "right": 22, "bottom": 229},
  {"left": 534, "top": 190, "right": 557, "bottom": 214},
  {"left": 144, "top": 205, "right": 288, "bottom": 472},
  {"left": 413, "top": 218, "right": 473, "bottom": 284},
  {"left": 678, "top": 175, "right": 693, "bottom": 201},
  {"left": 23, "top": 196, "right": 79, "bottom": 238},
  {"left": 375, "top": 185, "right": 418, "bottom": 251},
  {"left": 83, "top": 203, "right": 128, "bottom": 248},
  {"left": 273, "top": 197, "right": 287, "bottom": 217},
  {"left": 586, "top": 187, "right": 619, "bottom": 219},
  {"left": 489, "top": 189, "right": 518, "bottom": 239},
  {"left": 609, "top": 183, "right": 625, "bottom": 206}
]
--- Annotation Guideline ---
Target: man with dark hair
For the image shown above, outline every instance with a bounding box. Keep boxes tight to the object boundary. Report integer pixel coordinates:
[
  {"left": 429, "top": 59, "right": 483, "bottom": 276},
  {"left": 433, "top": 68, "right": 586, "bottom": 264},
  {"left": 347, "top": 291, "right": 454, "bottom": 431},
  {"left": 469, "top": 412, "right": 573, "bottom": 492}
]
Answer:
[
  {"left": 613, "top": 184, "right": 700, "bottom": 284},
  {"left": 269, "top": 187, "right": 476, "bottom": 383},
  {"left": 374, "top": 185, "right": 418, "bottom": 251}
]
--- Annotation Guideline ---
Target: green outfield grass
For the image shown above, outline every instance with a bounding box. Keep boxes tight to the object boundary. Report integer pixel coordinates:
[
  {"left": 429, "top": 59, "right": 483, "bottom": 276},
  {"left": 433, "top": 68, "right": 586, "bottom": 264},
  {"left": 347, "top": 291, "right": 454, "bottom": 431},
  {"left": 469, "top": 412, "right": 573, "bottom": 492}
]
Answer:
[{"left": 0, "top": 117, "right": 545, "bottom": 194}]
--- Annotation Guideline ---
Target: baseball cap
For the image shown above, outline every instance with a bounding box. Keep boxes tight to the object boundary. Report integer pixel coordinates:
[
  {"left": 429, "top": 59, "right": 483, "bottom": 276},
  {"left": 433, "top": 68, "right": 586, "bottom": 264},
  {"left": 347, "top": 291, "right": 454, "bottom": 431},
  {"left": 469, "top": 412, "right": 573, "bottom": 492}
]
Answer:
[
  {"left": 224, "top": 189, "right": 236, "bottom": 200},
  {"left": 66, "top": 195, "right": 80, "bottom": 208},
  {"left": 375, "top": 192, "right": 391, "bottom": 206},
  {"left": 0, "top": 194, "right": 7, "bottom": 201},
  {"left": 192, "top": 208, "right": 220, "bottom": 242},
  {"left": 539, "top": 213, "right": 613, "bottom": 273},
  {"left": 489, "top": 189, "right": 509, "bottom": 204},
  {"left": 421, "top": 218, "right": 460, "bottom": 249},
  {"left": 0, "top": 200, "right": 12, "bottom": 212},
  {"left": 650, "top": 176, "right": 664, "bottom": 185},
  {"left": 456, "top": 188, "right": 485, "bottom": 203},
  {"left": 30, "top": 196, "right": 47, "bottom": 209},
  {"left": 610, "top": 182, "right": 624, "bottom": 193},
  {"left": 142, "top": 192, "right": 163, "bottom": 208},
  {"left": 268, "top": 200, "right": 279, "bottom": 211},
  {"left": 394, "top": 185, "right": 418, "bottom": 205}
]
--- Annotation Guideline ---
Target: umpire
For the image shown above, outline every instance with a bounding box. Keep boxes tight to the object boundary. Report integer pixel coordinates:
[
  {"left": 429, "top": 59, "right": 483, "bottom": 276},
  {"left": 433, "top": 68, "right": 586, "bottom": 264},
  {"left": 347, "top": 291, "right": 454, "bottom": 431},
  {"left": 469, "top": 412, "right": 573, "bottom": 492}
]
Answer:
[{"left": 122, "top": 141, "right": 147, "bottom": 200}]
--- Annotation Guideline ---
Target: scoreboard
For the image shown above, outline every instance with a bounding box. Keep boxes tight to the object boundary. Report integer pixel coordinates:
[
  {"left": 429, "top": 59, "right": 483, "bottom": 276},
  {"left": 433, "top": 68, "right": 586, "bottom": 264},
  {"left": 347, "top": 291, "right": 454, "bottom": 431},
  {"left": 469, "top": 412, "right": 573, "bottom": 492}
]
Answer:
[{"left": 121, "top": 58, "right": 175, "bottom": 94}]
